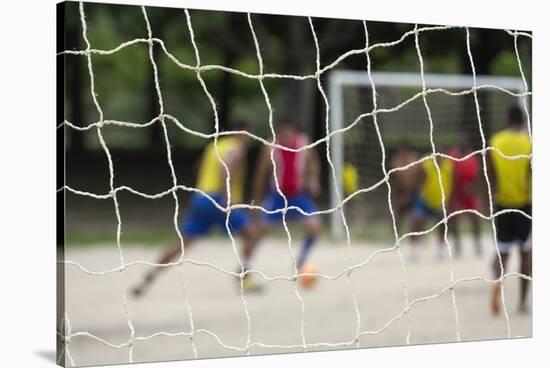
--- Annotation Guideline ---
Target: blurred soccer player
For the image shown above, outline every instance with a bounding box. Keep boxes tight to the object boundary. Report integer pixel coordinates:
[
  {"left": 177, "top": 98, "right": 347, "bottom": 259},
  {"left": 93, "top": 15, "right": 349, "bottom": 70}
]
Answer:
[
  {"left": 390, "top": 142, "right": 422, "bottom": 235},
  {"left": 489, "top": 105, "right": 532, "bottom": 315},
  {"left": 409, "top": 155, "right": 454, "bottom": 261},
  {"left": 253, "top": 117, "right": 321, "bottom": 277},
  {"left": 343, "top": 162, "right": 359, "bottom": 197},
  {"left": 132, "top": 121, "right": 261, "bottom": 297},
  {"left": 447, "top": 139, "right": 482, "bottom": 257}
]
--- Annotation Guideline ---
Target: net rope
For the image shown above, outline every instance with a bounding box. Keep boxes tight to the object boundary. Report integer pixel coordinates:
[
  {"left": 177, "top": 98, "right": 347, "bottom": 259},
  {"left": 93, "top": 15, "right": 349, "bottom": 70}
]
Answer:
[
  {"left": 363, "top": 21, "right": 414, "bottom": 344},
  {"left": 414, "top": 23, "right": 462, "bottom": 340},
  {"left": 58, "top": 3, "right": 533, "bottom": 365}
]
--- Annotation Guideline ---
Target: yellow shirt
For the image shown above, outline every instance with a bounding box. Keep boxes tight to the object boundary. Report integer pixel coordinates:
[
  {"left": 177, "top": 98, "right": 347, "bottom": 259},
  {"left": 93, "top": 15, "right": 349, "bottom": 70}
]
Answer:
[
  {"left": 489, "top": 129, "right": 531, "bottom": 208},
  {"left": 343, "top": 163, "right": 359, "bottom": 196},
  {"left": 196, "top": 137, "right": 245, "bottom": 203},
  {"left": 420, "top": 158, "right": 454, "bottom": 210}
]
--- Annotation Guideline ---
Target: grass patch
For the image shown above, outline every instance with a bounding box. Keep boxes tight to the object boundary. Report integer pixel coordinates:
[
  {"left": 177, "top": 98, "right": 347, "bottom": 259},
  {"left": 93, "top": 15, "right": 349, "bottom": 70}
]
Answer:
[{"left": 64, "top": 217, "right": 495, "bottom": 248}]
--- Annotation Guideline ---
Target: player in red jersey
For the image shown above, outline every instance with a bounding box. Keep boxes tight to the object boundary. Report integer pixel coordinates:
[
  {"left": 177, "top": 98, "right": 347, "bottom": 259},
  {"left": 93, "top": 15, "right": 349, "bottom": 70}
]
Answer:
[
  {"left": 448, "top": 140, "right": 482, "bottom": 257},
  {"left": 253, "top": 117, "right": 321, "bottom": 277}
]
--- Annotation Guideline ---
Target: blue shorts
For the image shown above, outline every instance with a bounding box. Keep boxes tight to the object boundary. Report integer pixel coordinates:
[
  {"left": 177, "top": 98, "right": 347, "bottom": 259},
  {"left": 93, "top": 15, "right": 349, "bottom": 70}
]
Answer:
[
  {"left": 262, "top": 191, "right": 319, "bottom": 223},
  {"left": 412, "top": 194, "right": 442, "bottom": 219},
  {"left": 180, "top": 193, "right": 249, "bottom": 237}
]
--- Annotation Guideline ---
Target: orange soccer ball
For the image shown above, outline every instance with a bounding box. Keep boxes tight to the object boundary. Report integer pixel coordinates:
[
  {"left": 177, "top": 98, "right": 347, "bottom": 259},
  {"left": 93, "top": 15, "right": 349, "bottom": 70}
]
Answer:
[{"left": 298, "top": 264, "right": 318, "bottom": 289}]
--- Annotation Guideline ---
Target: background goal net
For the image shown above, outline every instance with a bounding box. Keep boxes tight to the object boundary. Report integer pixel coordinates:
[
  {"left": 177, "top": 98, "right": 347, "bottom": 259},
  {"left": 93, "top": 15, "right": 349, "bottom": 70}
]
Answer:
[{"left": 328, "top": 71, "right": 527, "bottom": 238}]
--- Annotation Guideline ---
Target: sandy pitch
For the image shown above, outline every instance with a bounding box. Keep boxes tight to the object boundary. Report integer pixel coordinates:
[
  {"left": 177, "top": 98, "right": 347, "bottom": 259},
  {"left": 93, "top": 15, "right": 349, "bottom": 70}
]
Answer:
[{"left": 63, "top": 236, "right": 531, "bottom": 366}]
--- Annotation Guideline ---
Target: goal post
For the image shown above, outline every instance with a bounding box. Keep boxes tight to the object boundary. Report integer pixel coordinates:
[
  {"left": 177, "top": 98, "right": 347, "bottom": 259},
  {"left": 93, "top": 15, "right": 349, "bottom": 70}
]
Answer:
[{"left": 328, "top": 70, "right": 527, "bottom": 239}]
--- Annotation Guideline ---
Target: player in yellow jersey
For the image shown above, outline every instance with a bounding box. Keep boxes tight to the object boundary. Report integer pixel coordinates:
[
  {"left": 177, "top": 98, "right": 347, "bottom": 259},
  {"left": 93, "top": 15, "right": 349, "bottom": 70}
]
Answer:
[
  {"left": 132, "top": 121, "right": 262, "bottom": 296},
  {"left": 408, "top": 155, "right": 454, "bottom": 261},
  {"left": 343, "top": 162, "right": 359, "bottom": 197},
  {"left": 489, "top": 105, "right": 532, "bottom": 315}
]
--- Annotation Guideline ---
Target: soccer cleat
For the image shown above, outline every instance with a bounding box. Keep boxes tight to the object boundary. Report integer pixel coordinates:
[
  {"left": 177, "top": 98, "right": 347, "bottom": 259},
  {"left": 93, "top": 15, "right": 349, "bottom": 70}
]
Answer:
[
  {"left": 240, "top": 273, "right": 264, "bottom": 293},
  {"left": 131, "top": 285, "right": 144, "bottom": 298},
  {"left": 131, "top": 272, "right": 155, "bottom": 298}
]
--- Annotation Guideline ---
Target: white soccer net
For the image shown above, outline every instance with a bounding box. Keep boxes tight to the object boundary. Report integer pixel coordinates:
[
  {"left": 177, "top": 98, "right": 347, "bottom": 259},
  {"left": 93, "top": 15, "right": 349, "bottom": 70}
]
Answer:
[{"left": 58, "top": 2, "right": 533, "bottom": 367}]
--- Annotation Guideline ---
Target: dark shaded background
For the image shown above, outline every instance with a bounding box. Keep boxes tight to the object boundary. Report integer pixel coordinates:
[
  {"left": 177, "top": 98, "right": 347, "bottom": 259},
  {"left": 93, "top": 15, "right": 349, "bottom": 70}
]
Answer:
[{"left": 60, "top": 1, "right": 532, "bottom": 242}]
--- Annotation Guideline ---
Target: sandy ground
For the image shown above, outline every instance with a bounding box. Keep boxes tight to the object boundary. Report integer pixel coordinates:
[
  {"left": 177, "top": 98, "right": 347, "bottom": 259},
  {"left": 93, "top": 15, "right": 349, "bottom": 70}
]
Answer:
[{"left": 62, "top": 235, "right": 531, "bottom": 367}]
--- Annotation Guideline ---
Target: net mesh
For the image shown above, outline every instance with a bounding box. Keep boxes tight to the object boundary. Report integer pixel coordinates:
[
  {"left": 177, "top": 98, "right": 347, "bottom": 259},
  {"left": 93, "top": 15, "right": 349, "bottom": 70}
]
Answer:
[
  {"left": 58, "top": 2, "right": 533, "bottom": 366},
  {"left": 342, "top": 79, "right": 524, "bottom": 228}
]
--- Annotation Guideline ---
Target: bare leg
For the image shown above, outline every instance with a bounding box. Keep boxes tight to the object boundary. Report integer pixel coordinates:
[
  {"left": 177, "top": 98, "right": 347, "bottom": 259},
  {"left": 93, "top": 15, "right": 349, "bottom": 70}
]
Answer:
[
  {"left": 491, "top": 252, "right": 509, "bottom": 315},
  {"left": 394, "top": 191, "right": 412, "bottom": 236},
  {"left": 297, "top": 218, "right": 321, "bottom": 269},
  {"left": 242, "top": 219, "right": 271, "bottom": 268},
  {"left": 408, "top": 215, "right": 425, "bottom": 261},
  {"left": 394, "top": 207, "right": 403, "bottom": 237},
  {"left": 448, "top": 216, "right": 461, "bottom": 258},
  {"left": 470, "top": 213, "right": 482, "bottom": 256},
  {"left": 519, "top": 248, "right": 532, "bottom": 313},
  {"left": 158, "top": 239, "right": 193, "bottom": 264},
  {"left": 410, "top": 215, "right": 424, "bottom": 239},
  {"left": 238, "top": 222, "right": 268, "bottom": 292},
  {"left": 132, "top": 237, "right": 194, "bottom": 297},
  {"left": 239, "top": 223, "right": 264, "bottom": 272},
  {"left": 394, "top": 195, "right": 405, "bottom": 236}
]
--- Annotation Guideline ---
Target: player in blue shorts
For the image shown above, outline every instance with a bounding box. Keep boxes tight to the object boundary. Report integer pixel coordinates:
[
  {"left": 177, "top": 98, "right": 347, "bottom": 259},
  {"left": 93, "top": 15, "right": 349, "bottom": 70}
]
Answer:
[
  {"left": 253, "top": 118, "right": 321, "bottom": 278},
  {"left": 132, "top": 122, "right": 261, "bottom": 296}
]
